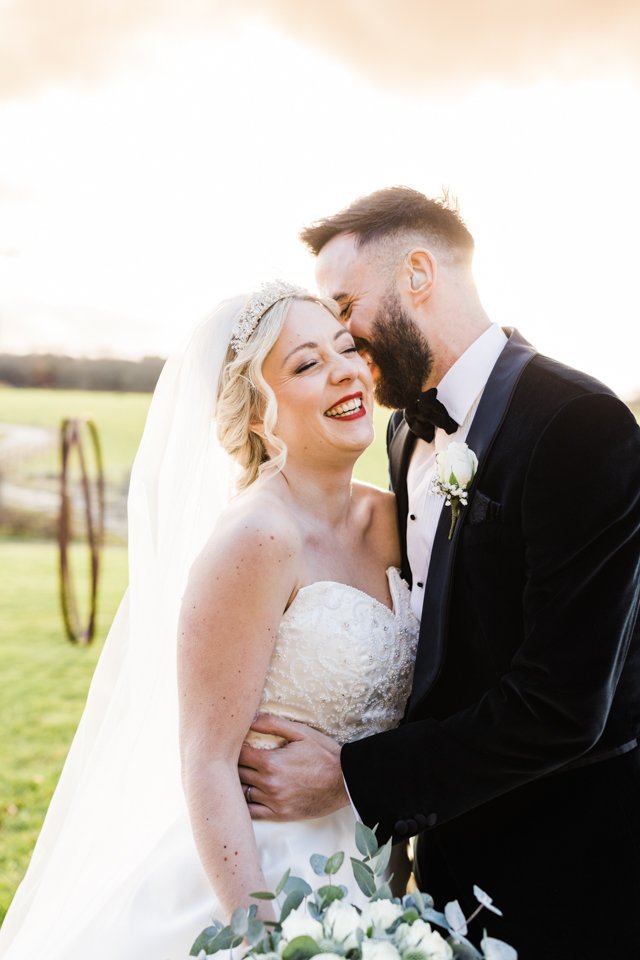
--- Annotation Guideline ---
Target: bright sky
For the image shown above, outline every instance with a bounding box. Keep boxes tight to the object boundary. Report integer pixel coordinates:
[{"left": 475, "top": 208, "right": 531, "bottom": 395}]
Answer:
[{"left": 0, "top": 5, "right": 639, "bottom": 398}]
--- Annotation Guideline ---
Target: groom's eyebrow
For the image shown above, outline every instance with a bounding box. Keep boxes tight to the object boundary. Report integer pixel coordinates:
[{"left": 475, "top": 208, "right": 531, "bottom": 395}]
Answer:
[{"left": 283, "top": 328, "right": 351, "bottom": 364}]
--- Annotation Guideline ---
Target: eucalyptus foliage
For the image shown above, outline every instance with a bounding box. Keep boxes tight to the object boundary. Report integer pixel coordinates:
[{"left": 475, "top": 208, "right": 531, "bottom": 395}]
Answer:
[{"left": 191, "top": 823, "right": 517, "bottom": 960}]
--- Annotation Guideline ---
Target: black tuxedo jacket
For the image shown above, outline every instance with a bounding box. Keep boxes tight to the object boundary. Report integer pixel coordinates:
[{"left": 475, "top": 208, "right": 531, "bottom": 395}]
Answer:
[{"left": 341, "top": 329, "right": 640, "bottom": 844}]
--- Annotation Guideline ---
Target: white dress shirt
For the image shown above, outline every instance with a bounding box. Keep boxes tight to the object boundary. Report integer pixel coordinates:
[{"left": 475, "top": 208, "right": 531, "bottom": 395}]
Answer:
[{"left": 406, "top": 324, "right": 508, "bottom": 620}]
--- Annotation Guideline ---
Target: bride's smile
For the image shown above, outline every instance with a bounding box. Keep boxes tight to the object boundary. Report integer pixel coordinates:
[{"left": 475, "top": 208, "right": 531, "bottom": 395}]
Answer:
[{"left": 323, "top": 391, "right": 365, "bottom": 420}]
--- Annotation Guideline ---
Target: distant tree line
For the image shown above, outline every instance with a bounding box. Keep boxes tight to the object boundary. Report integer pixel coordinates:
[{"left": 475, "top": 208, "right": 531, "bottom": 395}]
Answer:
[{"left": 0, "top": 353, "right": 165, "bottom": 392}]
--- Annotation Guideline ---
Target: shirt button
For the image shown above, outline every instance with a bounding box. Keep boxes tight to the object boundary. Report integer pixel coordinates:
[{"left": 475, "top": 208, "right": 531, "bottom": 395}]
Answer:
[
  {"left": 410, "top": 514, "right": 416, "bottom": 520},
  {"left": 417, "top": 581, "right": 424, "bottom": 588}
]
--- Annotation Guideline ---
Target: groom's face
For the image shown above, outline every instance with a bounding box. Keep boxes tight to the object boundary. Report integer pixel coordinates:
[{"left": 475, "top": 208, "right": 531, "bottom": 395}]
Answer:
[{"left": 315, "top": 233, "right": 433, "bottom": 409}]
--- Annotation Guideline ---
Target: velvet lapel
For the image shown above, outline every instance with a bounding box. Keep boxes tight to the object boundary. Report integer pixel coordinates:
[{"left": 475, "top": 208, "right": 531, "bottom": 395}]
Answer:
[
  {"left": 388, "top": 418, "right": 417, "bottom": 586},
  {"left": 407, "top": 328, "right": 537, "bottom": 713}
]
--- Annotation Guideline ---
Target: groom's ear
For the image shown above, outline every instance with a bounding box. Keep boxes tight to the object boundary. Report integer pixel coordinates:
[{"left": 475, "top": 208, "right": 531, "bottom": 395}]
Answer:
[{"left": 404, "top": 248, "right": 436, "bottom": 305}]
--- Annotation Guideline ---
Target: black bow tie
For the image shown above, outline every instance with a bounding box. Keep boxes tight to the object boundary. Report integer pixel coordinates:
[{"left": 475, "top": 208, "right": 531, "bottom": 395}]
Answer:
[{"left": 404, "top": 388, "right": 459, "bottom": 443}]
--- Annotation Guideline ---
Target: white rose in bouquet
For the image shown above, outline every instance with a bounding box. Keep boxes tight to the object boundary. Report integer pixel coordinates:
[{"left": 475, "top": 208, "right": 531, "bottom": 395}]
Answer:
[
  {"left": 360, "top": 899, "right": 404, "bottom": 936},
  {"left": 323, "top": 900, "right": 361, "bottom": 949},
  {"left": 280, "top": 904, "right": 323, "bottom": 943},
  {"left": 395, "top": 919, "right": 453, "bottom": 960},
  {"left": 362, "top": 940, "right": 402, "bottom": 960},
  {"left": 419, "top": 927, "right": 453, "bottom": 960}
]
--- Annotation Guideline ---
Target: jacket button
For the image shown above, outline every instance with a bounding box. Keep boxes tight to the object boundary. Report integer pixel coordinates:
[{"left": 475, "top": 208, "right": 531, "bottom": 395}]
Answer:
[
  {"left": 425, "top": 812, "right": 438, "bottom": 827},
  {"left": 414, "top": 813, "right": 428, "bottom": 830},
  {"left": 406, "top": 818, "right": 418, "bottom": 834},
  {"left": 394, "top": 819, "right": 408, "bottom": 837}
]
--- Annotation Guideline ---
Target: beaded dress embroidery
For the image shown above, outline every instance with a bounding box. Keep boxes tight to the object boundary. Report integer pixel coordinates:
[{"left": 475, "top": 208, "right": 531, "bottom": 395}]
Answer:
[{"left": 247, "top": 567, "right": 420, "bottom": 748}]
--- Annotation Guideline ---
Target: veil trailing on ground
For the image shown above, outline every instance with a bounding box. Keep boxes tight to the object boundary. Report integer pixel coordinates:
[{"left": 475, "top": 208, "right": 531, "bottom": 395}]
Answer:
[{"left": 0, "top": 297, "right": 248, "bottom": 956}]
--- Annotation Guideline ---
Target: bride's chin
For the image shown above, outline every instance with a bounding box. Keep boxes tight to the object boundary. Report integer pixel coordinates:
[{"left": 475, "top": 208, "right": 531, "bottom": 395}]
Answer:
[
  {"left": 326, "top": 420, "right": 373, "bottom": 442},
  {"left": 285, "top": 423, "right": 374, "bottom": 465},
  {"left": 329, "top": 434, "right": 374, "bottom": 458},
  {"left": 325, "top": 417, "right": 374, "bottom": 442}
]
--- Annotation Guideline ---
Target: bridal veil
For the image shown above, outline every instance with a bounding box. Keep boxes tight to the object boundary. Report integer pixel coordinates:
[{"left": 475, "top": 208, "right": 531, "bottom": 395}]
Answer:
[{"left": 0, "top": 297, "right": 246, "bottom": 956}]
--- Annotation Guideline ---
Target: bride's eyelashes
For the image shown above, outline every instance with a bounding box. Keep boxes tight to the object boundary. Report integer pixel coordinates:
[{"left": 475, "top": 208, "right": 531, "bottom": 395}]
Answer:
[
  {"left": 293, "top": 357, "right": 317, "bottom": 373},
  {"left": 293, "top": 346, "right": 359, "bottom": 375}
]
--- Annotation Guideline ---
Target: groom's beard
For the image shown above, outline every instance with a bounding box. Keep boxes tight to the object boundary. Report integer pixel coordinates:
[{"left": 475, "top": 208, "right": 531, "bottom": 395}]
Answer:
[{"left": 363, "top": 290, "right": 434, "bottom": 410}]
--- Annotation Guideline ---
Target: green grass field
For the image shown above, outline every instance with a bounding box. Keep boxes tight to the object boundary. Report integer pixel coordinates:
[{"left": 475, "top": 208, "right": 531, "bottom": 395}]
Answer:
[
  {"left": 0, "top": 387, "right": 153, "bottom": 489},
  {"left": 0, "top": 539, "right": 128, "bottom": 923}
]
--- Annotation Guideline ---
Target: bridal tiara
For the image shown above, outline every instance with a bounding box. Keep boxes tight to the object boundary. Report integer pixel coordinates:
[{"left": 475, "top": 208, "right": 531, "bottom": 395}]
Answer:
[{"left": 230, "top": 280, "right": 309, "bottom": 355}]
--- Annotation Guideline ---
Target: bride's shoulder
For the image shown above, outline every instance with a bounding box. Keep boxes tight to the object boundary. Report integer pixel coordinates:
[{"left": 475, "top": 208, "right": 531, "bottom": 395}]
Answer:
[
  {"left": 192, "top": 487, "right": 302, "bottom": 585},
  {"left": 352, "top": 480, "right": 396, "bottom": 518},
  {"left": 351, "top": 481, "right": 399, "bottom": 559},
  {"left": 224, "top": 486, "right": 300, "bottom": 540}
]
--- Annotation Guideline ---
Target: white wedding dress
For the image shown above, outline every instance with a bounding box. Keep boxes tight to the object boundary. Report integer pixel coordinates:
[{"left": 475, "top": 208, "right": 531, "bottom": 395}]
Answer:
[{"left": 1, "top": 568, "right": 419, "bottom": 960}]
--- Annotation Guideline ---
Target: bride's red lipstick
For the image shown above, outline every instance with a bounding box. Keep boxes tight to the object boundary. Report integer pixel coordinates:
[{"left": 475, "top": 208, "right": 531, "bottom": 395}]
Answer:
[{"left": 324, "top": 391, "right": 367, "bottom": 421}]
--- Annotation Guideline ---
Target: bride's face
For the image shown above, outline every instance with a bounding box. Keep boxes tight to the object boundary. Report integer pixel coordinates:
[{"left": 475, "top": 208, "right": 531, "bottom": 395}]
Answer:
[{"left": 260, "top": 299, "right": 374, "bottom": 463}]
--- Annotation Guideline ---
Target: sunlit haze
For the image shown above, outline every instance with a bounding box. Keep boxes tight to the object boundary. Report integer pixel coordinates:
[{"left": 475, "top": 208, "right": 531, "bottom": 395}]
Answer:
[{"left": 1, "top": 2, "right": 639, "bottom": 398}]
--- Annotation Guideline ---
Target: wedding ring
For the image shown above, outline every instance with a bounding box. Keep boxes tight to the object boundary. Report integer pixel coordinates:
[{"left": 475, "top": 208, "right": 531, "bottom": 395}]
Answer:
[{"left": 245, "top": 785, "right": 252, "bottom": 804}]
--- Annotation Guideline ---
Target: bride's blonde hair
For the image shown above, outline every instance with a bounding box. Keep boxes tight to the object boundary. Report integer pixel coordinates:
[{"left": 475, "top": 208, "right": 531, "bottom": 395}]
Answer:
[{"left": 216, "top": 293, "right": 338, "bottom": 490}]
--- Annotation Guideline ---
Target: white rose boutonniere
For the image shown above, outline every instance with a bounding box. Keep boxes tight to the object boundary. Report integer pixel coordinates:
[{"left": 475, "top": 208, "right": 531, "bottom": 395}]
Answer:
[{"left": 431, "top": 441, "right": 478, "bottom": 540}]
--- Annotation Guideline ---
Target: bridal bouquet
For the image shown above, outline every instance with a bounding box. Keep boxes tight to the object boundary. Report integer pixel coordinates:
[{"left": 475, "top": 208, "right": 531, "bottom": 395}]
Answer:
[{"left": 190, "top": 824, "right": 517, "bottom": 960}]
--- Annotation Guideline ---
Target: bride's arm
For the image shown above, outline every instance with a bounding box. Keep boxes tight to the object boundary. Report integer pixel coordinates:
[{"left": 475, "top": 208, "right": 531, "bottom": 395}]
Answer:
[{"left": 178, "top": 507, "right": 298, "bottom": 920}]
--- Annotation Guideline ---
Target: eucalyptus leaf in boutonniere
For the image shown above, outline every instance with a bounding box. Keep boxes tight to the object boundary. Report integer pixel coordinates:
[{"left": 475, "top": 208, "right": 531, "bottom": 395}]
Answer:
[{"left": 431, "top": 441, "right": 478, "bottom": 540}]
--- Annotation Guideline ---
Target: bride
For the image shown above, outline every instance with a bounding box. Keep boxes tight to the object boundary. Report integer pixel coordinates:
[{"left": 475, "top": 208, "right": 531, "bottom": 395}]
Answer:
[{"left": 0, "top": 282, "right": 419, "bottom": 959}]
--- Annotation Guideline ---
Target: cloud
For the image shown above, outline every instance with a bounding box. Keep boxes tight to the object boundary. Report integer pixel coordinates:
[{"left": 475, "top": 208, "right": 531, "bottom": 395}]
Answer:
[
  {"left": 0, "top": 0, "right": 162, "bottom": 97},
  {"left": 1, "top": 0, "right": 639, "bottom": 99},
  {"left": 265, "top": 0, "right": 640, "bottom": 86}
]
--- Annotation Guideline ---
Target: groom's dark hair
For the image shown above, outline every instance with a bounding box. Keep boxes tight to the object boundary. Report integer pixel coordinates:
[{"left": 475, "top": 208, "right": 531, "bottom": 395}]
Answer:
[{"left": 300, "top": 186, "right": 474, "bottom": 261}]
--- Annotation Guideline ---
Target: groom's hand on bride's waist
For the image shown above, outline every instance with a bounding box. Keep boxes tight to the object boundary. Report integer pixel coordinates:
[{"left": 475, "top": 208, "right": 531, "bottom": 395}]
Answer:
[{"left": 238, "top": 714, "right": 349, "bottom": 821}]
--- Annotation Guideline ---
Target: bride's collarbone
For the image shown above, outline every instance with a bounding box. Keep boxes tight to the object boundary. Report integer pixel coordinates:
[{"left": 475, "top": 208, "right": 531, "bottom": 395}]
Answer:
[
  {"left": 274, "top": 483, "right": 397, "bottom": 607},
  {"left": 297, "top": 540, "right": 395, "bottom": 610}
]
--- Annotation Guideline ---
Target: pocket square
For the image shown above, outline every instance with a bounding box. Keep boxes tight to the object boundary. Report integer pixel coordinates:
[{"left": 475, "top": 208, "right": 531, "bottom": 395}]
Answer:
[{"left": 468, "top": 490, "right": 501, "bottom": 524}]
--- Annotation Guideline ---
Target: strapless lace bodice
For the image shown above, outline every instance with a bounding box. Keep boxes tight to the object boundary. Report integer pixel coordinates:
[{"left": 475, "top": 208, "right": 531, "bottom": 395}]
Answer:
[{"left": 247, "top": 567, "right": 420, "bottom": 747}]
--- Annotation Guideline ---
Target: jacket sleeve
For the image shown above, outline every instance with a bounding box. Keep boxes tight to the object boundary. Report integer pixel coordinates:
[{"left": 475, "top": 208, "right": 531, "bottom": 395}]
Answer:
[{"left": 341, "top": 393, "right": 640, "bottom": 841}]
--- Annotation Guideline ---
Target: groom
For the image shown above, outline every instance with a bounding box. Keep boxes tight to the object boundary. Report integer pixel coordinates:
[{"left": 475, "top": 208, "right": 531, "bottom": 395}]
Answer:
[{"left": 239, "top": 187, "right": 640, "bottom": 957}]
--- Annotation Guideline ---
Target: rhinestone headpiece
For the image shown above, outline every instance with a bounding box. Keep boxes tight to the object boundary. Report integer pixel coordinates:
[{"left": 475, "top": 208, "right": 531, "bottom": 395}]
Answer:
[{"left": 230, "top": 280, "right": 309, "bottom": 355}]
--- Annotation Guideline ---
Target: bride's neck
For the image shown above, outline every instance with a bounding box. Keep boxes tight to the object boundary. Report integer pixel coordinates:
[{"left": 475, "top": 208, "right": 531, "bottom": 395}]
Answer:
[{"left": 274, "top": 460, "right": 355, "bottom": 527}]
